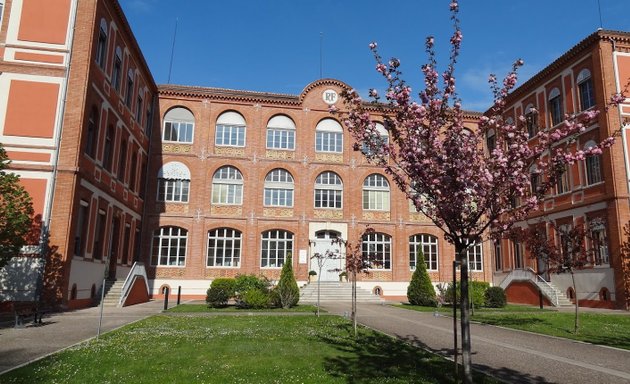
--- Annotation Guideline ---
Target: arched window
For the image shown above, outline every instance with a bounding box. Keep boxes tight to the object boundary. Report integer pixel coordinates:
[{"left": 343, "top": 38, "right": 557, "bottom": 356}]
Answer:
[
  {"left": 261, "top": 230, "right": 293, "bottom": 268},
  {"left": 216, "top": 111, "right": 246, "bottom": 147},
  {"left": 266, "top": 115, "right": 295, "bottom": 150},
  {"left": 211, "top": 166, "right": 243, "bottom": 205},
  {"left": 529, "top": 165, "right": 540, "bottom": 195},
  {"left": 95, "top": 19, "right": 108, "bottom": 69},
  {"left": 467, "top": 242, "right": 483, "bottom": 271},
  {"left": 207, "top": 228, "right": 242, "bottom": 267},
  {"left": 584, "top": 141, "right": 603, "bottom": 185},
  {"left": 264, "top": 169, "right": 294, "bottom": 207},
  {"left": 590, "top": 220, "right": 609, "bottom": 265},
  {"left": 125, "top": 69, "right": 135, "bottom": 108},
  {"left": 151, "top": 226, "right": 187, "bottom": 266},
  {"left": 112, "top": 47, "right": 122, "bottom": 91},
  {"left": 548, "top": 88, "right": 563, "bottom": 126},
  {"left": 163, "top": 107, "right": 194, "bottom": 143},
  {"left": 362, "top": 232, "right": 391, "bottom": 270},
  {"left": 361, "top": 122, "right": 389, "bottom": 155},
  {"left": 525, "top": 104, "right": 538, "bottom": 138},
  {"left": 409, "top": 234, "right": 438, "bottom": 271},
  {"left": 315, "top": 118, "right": 343, "bottom": 153},
  {"left": 577, "top": 69, "right": 595, "bottom": 111},
  {"left": 85, "top": 107, "right": 99, "bottom": 158},
  {"left": 314, "top": 171, "right": 342, "bottom": 209},
  {"left": 363, "top": 174, "right": 390, "bottom": 211},
  {"left": 157, "top": 162, "right": 191, "bottom": 202}
]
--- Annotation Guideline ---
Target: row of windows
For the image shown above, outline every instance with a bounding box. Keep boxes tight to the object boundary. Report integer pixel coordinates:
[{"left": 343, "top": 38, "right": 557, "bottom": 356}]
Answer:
[
  {"left": 158, "top": 165, "right": 393, "bottom": 210},
  {"left": 150, "top": 226, "right": 484, "bottom": 271},
  {"left": 95, "top": 18, "right": 152, "bottom": 131},
  {"left": 161, "top": 108, "right": 389, "bottom": 153}
]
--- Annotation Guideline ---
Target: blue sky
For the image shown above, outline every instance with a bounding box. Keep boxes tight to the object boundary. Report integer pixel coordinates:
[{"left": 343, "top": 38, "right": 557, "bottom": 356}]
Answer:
[{"left": 119, "top": 0, "right": 630, "bottom": 111}]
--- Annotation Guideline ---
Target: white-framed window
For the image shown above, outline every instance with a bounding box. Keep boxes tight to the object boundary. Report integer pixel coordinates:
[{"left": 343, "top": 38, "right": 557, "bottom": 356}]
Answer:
[
  {"left": 361, "top": 122, "right": 389, "bottom": 156},
  {"left": 261, "top": 230, "right": 293, "bottom": 268},
  {"left": 494, "top": 240, "right": 502, "bottom": 271},
  {"left": 211, "top": 166, "right": 243, "bottom": 205},
  {"left": 103, "top": 125, "right": 115, "bottom": 172},
  {"left": 315, "top": 118, "right": 343, "bottom": 153},
  {"left": 590, "top": 221, "right": 609, "bottom": 265},
  {"left": 362, "top": 232, "right": 391, "bottom": 270},
  {"left": 207, "top": 228, "right": 242, "bottom": 267},
  {"left": 584, "top": 141, "right": 603, "bottom": 185},
  {"left": 548, "top": 88, "right": 563, "bottom": 126},
  {"left": 266, "top": 115, "right": 295, "bottom": 150},
  {"left": 216, "top": 111, "right": 246, "bottom": 147},
  {"left": 95, "top": 19, "right": 108, "bottom": 69},
  {"left": 73, "top": 200, "right": 90, "bottom": 257},
  {"left": 363, "top": 174, "right": 390, "bottom": 211},
  {"left": 525, "top": 104, "right": 538, "bottom": 138},
  {"left": 512, "top": 240, "right": 523, "bottom": 269},
  {"left": 157, "top": 162, "right": 191, "bottom": 203},
  {"left": 314, "top": 171, "right": 342, "bottom": 209},
  {"left": 125, "top": 69, "right": 134, "bottom": 108},
  {"left": 467, "top": 242, "right": 483, "bottom": 271},
  {"left": 577, "top": 69, "right": 595, "bottom": 111},
  {"left": 151, "top": 226, "right": 187, "bottom": 266},
  {"left": 409, "top": 234, "right": 438, "bottom": 271},
  {"left": 264, "top": 169, "right": 294, "bottom": 207},
  {"left": 112, "top": 47, "right": 122, "bottom": 92},
  {"left": 556, "top": 164, "right": 570, "bottom": 194},
  {"left": 162, "top": 107, "right": 194, "bottom": 143}
]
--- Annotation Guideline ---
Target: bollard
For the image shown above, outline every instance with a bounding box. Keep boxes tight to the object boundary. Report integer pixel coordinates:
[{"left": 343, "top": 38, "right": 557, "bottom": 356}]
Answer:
[
  {"left": 177, "top": 286, "right": 181, "bottom": 305},
  {"left": 539, "top": 288, "right": 544, "bottom": 309},
  {"left": 163, "top": 287, "right": 169, "bottom": 310}
]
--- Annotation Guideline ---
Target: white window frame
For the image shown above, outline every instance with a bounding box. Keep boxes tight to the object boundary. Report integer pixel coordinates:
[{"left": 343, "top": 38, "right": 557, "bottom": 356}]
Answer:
[
  {"left": 525, "top": 104, "right": 538, "bottom": 138},
  {"left": 151, "top": 226, "right": 187, "bottom": 267},
  {"left": 216, "top": 111, "right": 246, "bottom": 147},
  {"left": 362, "top": 232, "right": 392, "bottom": 270},
  {"left": 157, "top": 179, "right": 190, "bottom": 202},
  {"left": 548, "top": 88, "right": 563, "bottom": 126},
  {"left": 207, "top": 228, "right": 242, "bottom": 267},
  {"left": 261, "top": 230, "right": 293, "bottom": 268},
  {"left": 577, "top": 69, "right": 595, "bottom": 111},
  {"left": 409, "top": 234, "right": 438, "bottom": 271},
  {"left": 264, "top": 169, "right": 294, "bottom": 207},
  {"left": 266, "top": 115, "right": 295, "bottom": 150},
  {"left": 584, "top": 141, "right": 603, "bottom": 185},
  {"left": 362, "top": 174, "right": 390, "bottom": 211},
  {"left": 314, "top": 171, "right": 342, "bottom": 209},
  {"left": 162, "top": 107, "right": 195, "bottom": 144},
  {"left": 467, "top": 242, "right": 483, "bottom": 271},
  {"left": 211, "top": 166, "right": 243, "bottom": 205},
  {"left": 95, "top": 19, "right": 108, "bottom": 69},
  {"left": 590, "top": 221, "right": 609, "bottom": 265},
  {"left": 112, "top": 47, "right": 122, "bottom": 92},
  {"left": 315, "top": 119, "right": 343, "bottom": 153}
]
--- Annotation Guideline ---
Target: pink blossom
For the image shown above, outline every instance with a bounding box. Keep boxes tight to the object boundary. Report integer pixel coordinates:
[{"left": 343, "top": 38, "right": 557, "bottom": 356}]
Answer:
[{"left": 369, "top": 42, "right": 377, "bottom": 50}]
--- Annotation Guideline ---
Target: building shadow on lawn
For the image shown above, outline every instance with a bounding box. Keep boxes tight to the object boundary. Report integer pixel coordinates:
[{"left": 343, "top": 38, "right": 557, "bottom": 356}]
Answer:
[
  {"left": 319, "top": 324, "right": 494, "bottom": 383},
  {"left": 473, "top": 315, "right": 549, "bottom": 328}
]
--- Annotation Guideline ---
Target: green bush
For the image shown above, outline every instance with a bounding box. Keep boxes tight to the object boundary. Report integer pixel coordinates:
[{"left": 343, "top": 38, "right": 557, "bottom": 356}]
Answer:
[
  {"left": 407, "top": 251, "right": 437, "bottom": 306},
  {"left": 206, "top": 278, "right": 236, "bottom": 308},
  {"left": 276, "top": 254, "right": 300, "bottom": 308},
  {"left": 234, "top": 275, "right": 271, "bottom": 308},
  {"left": 484, "top": 286, "right": 507, "bottom": 308},
  {"left": 445, "top": 281, "right": 490, "bottom": 307},
  {"left": 241, "top": 288, "right": 271, "bottom": 309}
]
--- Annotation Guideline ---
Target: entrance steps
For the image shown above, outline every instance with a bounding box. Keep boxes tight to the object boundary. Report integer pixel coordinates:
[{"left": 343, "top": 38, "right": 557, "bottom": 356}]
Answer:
[
  {"left": 300, "top": 281, "right": 382, "bottom": 303},
  {"left": 94, "top": 279, "right": 124, "bottom": 307}
]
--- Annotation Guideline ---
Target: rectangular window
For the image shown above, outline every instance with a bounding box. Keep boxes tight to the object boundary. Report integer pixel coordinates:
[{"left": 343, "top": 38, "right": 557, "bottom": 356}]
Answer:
[
  {"left": 118, "top": 140, "right": 127, "bottom": 182},
  {"left": 163, "top": 121, "right": 193, "bottom": 143},
  {"left": 112, "top": 56, "right": 122, "bottom": 91},
  {"left": 103, "top": 126, "right": 115, "bottom": 172},
  {"left": 96, "top": 27, "right": 107, "bottom": 69},
  {"left": 549, "top": 95, "right": 563, "bottom": 126},
  {"left": 579, "top": 78, "right": 595, "bottom": 111},
  {"left": 590, "top": 222, "right": 609, "bottom": 265},
  {"left": 136, "top": 96, "right": 143, "bottom": 123},
  {"left": 362, "top": 190, "right": 390, "bottom": 211},
  {"left": 74, "top": 201, "right": 89, "bottom": 257},
  {"left": 494, "top": 241, "right": 502, "bottom": 271},
  {"left": 526, "top": 113, "right": 538, "bottom": 138},
  {"left": 266, "top": 129, "right": 295, "bottom": 150},
  {"left": 157, "top": 179, "right": 190, "bottom": 202},
  {"left": 93, "top": 210, "right": 107, "bottom": 260},
  {"left": 125, "top": 73, "right": 134, "bottom": 108},
  {"left": 467, "top": 243, "right": 483, "bottom": 271},
  {"left": 211, "top": 184, "right": 242, "bottom": 205},
  {"left": 586, "top": 156, "right": 603, "bottom": 185},
  {"left": 264, "top": 188, "right": 293, "bottom": 207},
  {"left": 314, "top": 189, "right": 342, "bottom": 209},
  {"left": 316, "top": 131, "right": 343, "bottom": 152},
  {"left": 556, "top": 166, "right": 570, "bottom": 194},
  {"left": 513, "top": 241, "right": 523, "bottom": 269},
  {"left": 129, "top": 150, "right": 138, "bottom": 192},
  {"left": 215, "top": 125, "right": 245, "bottom": 146}
]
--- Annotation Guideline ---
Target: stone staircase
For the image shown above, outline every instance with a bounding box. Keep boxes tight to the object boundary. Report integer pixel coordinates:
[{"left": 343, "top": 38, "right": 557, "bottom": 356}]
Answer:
[
  {"left": 300, "top": 281, "right": 382, "bottom": 303},
  {"left": 532, "top": 279, "right": 573, "bottom": 307},
  {"left": 95, "top": 279, "right": 124, "bottom": 307}
]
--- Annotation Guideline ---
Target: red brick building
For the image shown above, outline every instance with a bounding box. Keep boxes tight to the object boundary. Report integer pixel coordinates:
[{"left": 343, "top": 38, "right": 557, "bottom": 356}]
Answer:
[
  {"left": 147, "top": 81, "right": 491, "bottom": 300},
  {"left": 0, "top": 0, "right": 157, "bottom": 309},
  {"left": 493, "top": 30, "right": 630, "bottom": 310}
]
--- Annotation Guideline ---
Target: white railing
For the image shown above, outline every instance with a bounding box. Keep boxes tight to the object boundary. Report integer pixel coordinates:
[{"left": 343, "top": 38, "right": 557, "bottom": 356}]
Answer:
[
  {"left": 118, "top": 262, "right": 149, "bottom": 307},
  {"left": 532, "top": 274, "right": 559, "bottom": 306},
  {"left": 498, "top": 268, "right": 534, "bottom": 289},
  {"left": 499, "top": 268, "right": 561, "bottom": 307}
]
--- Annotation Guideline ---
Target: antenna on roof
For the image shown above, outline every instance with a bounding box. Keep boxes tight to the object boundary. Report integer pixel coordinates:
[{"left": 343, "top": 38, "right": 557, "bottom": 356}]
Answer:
[
  {"left": 167, "top": 18, "right": 178, "bottom": 84},
  {"left": 319, "top": 32, "right": 323, "bottom": 79},
  {"left": 597, "top": 0, "right": 604, "bottom": 29}
]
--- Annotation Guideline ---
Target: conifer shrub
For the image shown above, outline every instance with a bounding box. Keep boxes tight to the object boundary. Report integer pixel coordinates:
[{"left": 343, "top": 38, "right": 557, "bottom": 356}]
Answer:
[
  {"left": 407, "top": 250, "right": 437, "bottom": 306},
  {"left": 240, "top": 289, "right": 271, "bottom": 309},
  {"left": 276, "top": 253, "right": 300, "bottom": 308},
  {"left": 206, "top": 278, "right": 235, "bottom": 308},
  {"left": 484, "top": 286, "right": 507, "bottom": 308}
]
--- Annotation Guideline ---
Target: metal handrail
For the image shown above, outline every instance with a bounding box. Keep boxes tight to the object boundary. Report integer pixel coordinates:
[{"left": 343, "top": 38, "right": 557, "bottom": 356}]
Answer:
[{"left": 118, "top": 262, "right": 149, "bottom": 307}]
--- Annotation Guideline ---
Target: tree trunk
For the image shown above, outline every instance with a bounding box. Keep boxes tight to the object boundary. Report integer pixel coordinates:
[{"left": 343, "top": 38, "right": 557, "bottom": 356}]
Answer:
[
  {"left": 571, "top": 271, "right": 579, "bottom": 334},
  {"left": 458, "top": 243, "right": 473, "bottom": 384}
]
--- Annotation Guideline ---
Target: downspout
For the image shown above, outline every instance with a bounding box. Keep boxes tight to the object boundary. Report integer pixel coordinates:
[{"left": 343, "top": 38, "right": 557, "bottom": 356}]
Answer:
[{"left": 36, "top": 0, "right": 79, "bottom": 304}]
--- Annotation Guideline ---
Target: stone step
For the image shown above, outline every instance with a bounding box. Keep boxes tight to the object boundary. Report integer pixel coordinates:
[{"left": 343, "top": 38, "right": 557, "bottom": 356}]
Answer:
[{"left": 300, "top": 282, "right": 382, "bottom": 303}]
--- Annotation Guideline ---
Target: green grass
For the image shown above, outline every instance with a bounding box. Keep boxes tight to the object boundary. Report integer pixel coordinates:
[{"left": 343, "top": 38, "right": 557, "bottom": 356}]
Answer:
[
  {"left": 396, "top": 303, "right": 630, "bottom": 350},
  {"left": 0, "top": 315, "right": 498, "bottom": 384},
  {"left": 166, "top": 303, "right": 321, "bottom": 313}
]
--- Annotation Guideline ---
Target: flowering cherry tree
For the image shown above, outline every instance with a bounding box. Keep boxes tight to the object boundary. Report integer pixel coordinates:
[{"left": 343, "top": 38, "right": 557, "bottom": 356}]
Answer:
[{"left": 334, "top": 1, "right": 624, "bottom": 382}]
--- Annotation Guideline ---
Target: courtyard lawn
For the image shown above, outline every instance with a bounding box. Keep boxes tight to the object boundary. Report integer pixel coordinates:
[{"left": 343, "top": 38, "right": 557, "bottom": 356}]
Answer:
[
  {"left": 166, "top": 303, "right": 320, "bottom": 313},
  {"left": 397, "top": 304, "right": 630, "bottom": 350},
  {"left": 0, "top": 315, "right": 498, "bottom": 384}
]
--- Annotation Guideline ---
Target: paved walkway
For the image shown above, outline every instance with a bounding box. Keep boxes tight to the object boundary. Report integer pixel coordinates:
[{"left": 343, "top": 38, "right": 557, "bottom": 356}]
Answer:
[
  {"left": 0, "top": 300, "right": 168, "bottom": 375},
  {"left": 322, "top": 302, "right": 630, "bottom": 384}
]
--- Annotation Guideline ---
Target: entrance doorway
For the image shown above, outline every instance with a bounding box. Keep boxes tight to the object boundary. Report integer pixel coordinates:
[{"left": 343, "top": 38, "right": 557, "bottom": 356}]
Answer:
[{"left": 310, "top": 230, "right": 343, "bottom": 281}]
